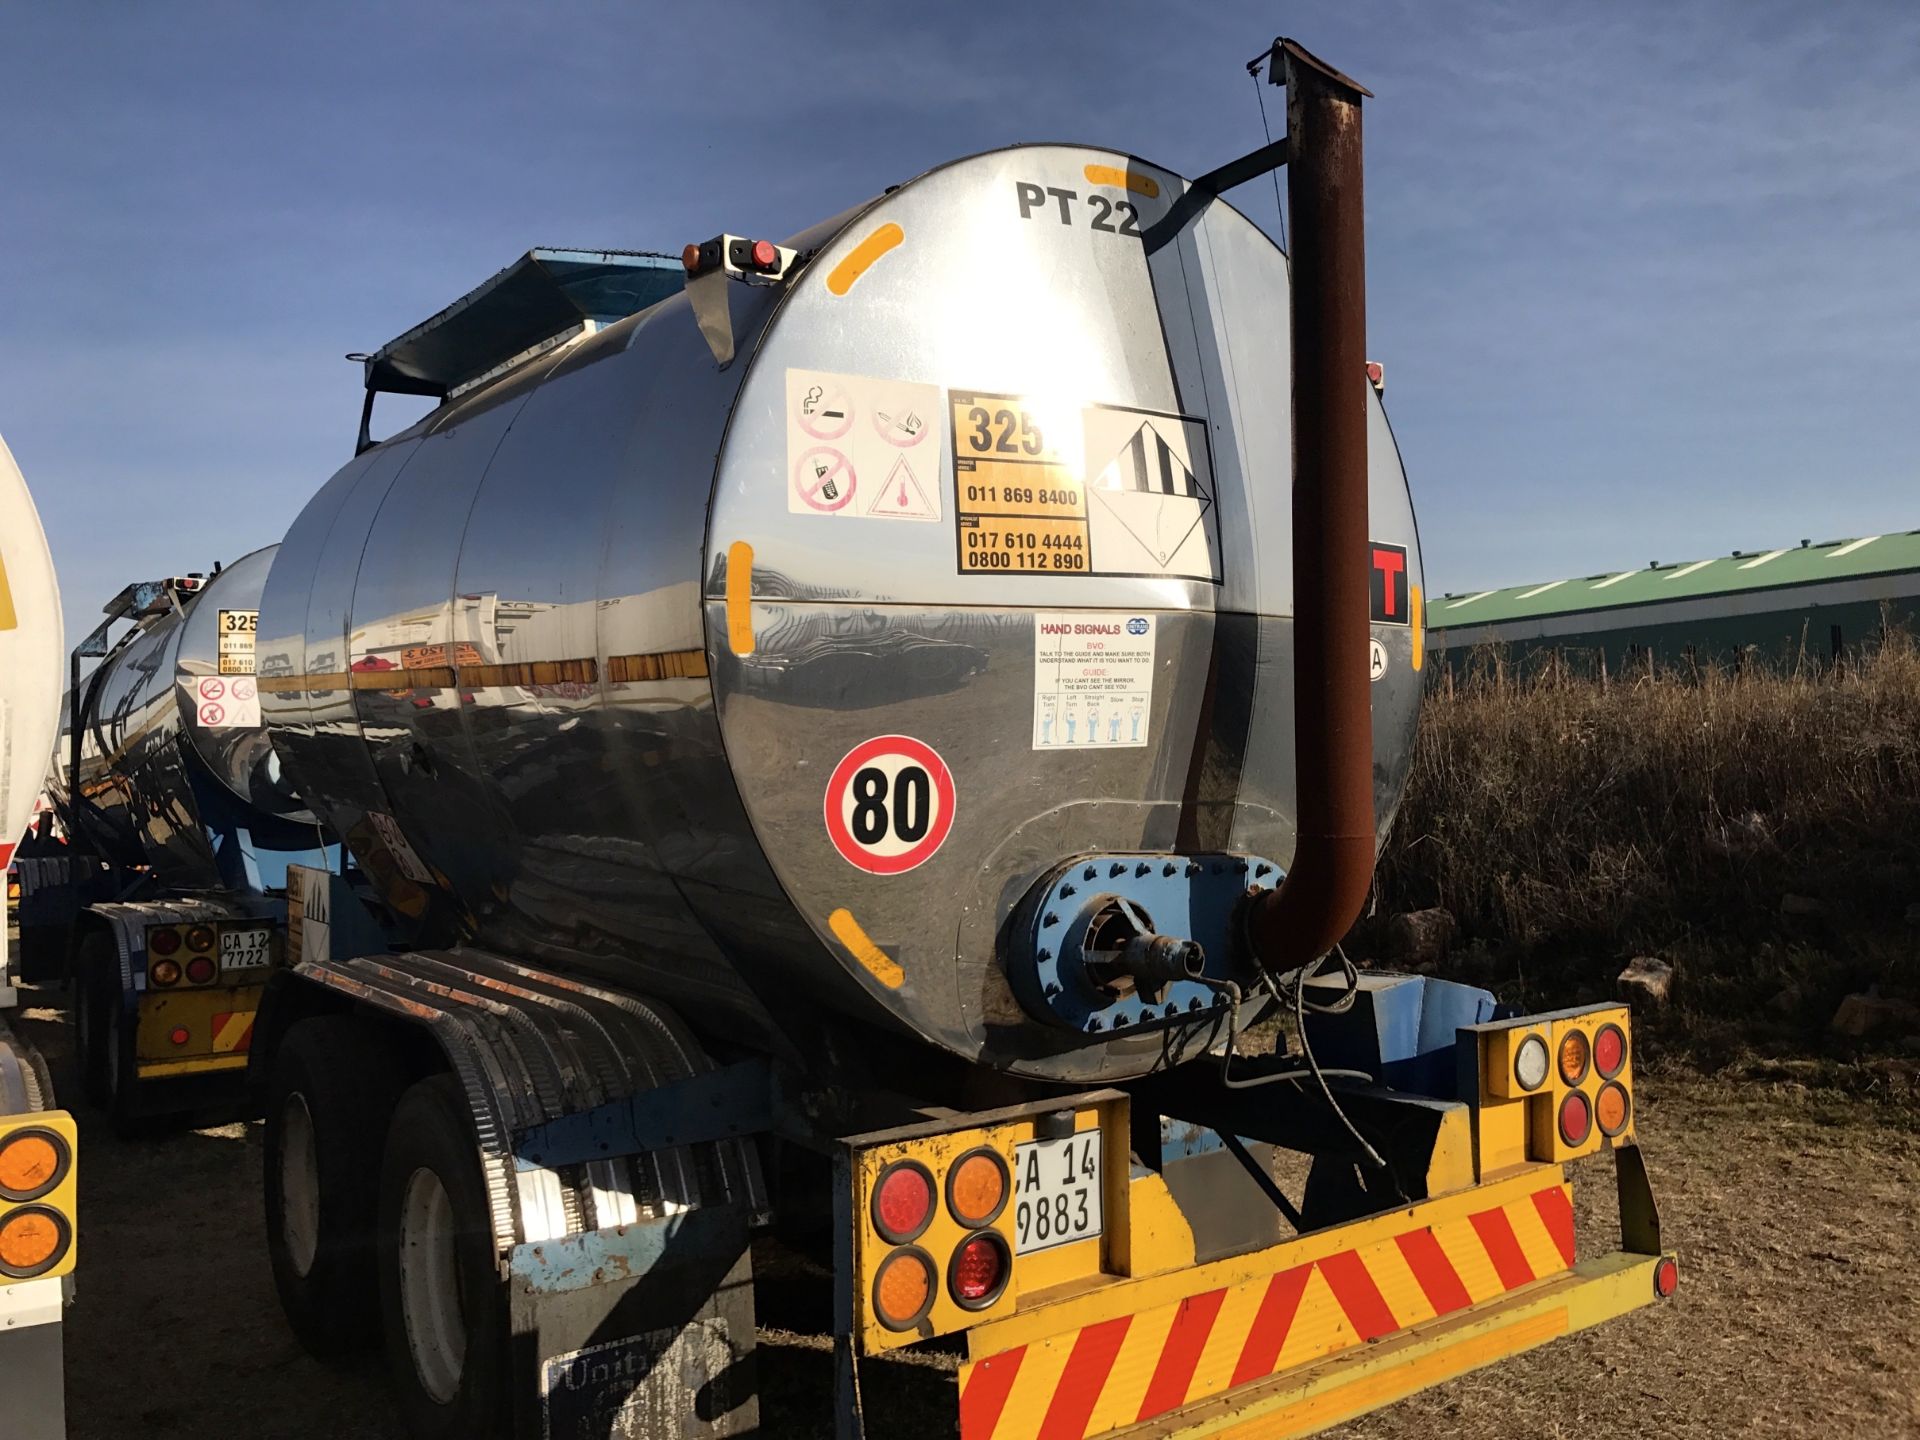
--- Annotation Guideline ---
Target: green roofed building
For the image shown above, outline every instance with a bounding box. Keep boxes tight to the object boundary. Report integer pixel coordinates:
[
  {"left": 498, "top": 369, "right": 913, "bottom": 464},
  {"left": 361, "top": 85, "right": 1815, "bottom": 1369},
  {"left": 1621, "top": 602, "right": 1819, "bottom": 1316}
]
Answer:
[{"left": 1426, "top": 528, "right": 1920, "bottom": 675}]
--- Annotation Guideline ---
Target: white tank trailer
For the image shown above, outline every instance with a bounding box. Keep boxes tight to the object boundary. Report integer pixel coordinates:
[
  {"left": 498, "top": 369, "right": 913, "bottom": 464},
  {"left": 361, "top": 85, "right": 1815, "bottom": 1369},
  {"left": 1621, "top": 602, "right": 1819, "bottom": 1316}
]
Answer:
[{"left": 255, "top": 142, "right": 1423, "bottom": 1091}]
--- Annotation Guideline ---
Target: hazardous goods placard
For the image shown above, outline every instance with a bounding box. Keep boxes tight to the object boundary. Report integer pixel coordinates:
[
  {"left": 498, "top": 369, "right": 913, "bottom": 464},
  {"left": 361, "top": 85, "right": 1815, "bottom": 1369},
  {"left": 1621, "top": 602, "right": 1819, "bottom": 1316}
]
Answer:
[
  {"left": 786, "top": 368, "right": 943, "bottom": 522},
  {"left": 1031, "top": 612, "right": 1156, "bottom": 749},
  {"left": 218, "top": 608, "right": 258, "bottom": 675},
  {"left": 952, "top": 392, "right": 1220, "bottom": 581}
]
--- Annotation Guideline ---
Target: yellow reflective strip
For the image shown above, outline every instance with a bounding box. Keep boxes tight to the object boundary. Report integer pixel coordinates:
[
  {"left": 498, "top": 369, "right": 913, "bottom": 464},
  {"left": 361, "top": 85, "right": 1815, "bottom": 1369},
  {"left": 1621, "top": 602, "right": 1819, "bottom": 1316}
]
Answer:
[
  {"left": 1429, "top": 1213, "right": 1505, "bottom": 1305},
  {"left": 826, "top": 222, "right": 905, "bottom": 297},
  {"left": 1358, "top": 1232, "right": 1438, "bottom": 1330},
  {"left": 1220, "top": 1309, "right": 1570, "bottom": 1439},
  {"left": 827, "top": 908, "right": 904, "bottom": 989},
  {"left": 1085, "top": 1298, "right": 1179, "bottom": 1433},
  {"left": 0, "top": 553, "right": 15, "bottom": 630},
  {"left": 137, "top": 1055, "right": 249, "bottom": 1079},
  {"left": 725, "top": 541, "right": 755, "bottom": 656},
  {"left": 1183, "top": 1277, "right": 1271, "bottom": 1402},
  {"left": 211, "top": 1011, "right": 254, "bottom": 1054},
  {"left": 1272, "top": 1265, "right": 1359, "bottom": 1375},
  {"left": 997, "top": 1330, "right": 1073, "bottom": 1440},
  {"left": 1506, "top": 1191, "right": 1571, "bottom": 1279},
  {"left": 1083, "top": 163, "right": 1161, "bottom": 197},
  {"left": 1410, "top": 584, "right": 1424, "bottom": 671}
]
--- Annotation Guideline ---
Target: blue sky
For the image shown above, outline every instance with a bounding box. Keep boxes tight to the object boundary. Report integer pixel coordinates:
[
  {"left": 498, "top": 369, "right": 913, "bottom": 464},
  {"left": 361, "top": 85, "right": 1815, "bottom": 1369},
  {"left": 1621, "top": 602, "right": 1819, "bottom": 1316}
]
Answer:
[{"left": 5, "top": 1, "right": 1918, "bottom": 642}]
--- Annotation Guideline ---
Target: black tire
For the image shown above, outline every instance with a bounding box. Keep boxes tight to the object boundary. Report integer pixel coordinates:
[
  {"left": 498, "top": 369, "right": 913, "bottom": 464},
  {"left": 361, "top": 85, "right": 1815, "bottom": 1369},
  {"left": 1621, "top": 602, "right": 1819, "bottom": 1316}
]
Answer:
[
  {"left": 264, "top": 1016, "right": 411, "bottom": 1357},
  {"left": 377, "top": 1074, "right": 510, "bottom": 1440},
  {"left": 102, "top": 979, "right": 150, "bottom": 1141}
]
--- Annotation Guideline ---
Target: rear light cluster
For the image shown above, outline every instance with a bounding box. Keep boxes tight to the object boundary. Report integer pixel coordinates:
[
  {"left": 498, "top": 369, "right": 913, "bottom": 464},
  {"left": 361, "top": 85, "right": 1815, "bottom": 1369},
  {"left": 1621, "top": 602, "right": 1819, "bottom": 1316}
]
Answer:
[
  {"left": 0, "top": 1123, "right": 75, "bottom": 1280},
  {"left": 869, "top": 1146, "right": 1013, "bottom": 1330},
  {"left": 145, "top": 924, "right": 221, "bottom": 987},
  {"left": 1503, "top": 1014, "right": 1633, "bottom": 1159}
]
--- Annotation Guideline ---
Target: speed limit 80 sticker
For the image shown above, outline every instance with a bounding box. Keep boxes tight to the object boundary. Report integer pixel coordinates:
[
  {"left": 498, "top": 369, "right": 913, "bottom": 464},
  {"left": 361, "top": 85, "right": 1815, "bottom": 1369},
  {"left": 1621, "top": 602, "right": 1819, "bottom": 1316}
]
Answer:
[{"left": 823, "top": 735, "right": 956, "bottom": 875}]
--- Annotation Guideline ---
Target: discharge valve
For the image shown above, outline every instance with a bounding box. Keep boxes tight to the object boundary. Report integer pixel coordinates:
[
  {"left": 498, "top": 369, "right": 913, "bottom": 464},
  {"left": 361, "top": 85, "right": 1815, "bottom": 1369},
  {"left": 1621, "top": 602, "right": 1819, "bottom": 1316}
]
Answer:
[
  {"left": 1083, "top": 897, "right": 1206, "bottom": 1003},
  {"left": 1012, "top": 851, "right": 1282, "bottom": 1036}
]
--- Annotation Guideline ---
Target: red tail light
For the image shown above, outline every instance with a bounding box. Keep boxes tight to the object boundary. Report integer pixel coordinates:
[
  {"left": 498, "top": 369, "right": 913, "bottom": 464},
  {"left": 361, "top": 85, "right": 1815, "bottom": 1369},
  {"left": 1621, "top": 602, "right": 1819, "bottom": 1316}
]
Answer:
[
  {"left": 1654, "top": 1256, "right": 1679, "bottom": 1298},
  {"left": 185, "top": 956, "right": 216, "bottom": 985},
  {"left": 149, "top": 927, "right": 182, "bottom": 957},
  {"left": 949, "top": 1231, "right": 1010, "bottom": 1310},
  {"left": 872, "top": 1161, "right": 935, "bottom": 1244},
  {"left": 1558, "top": 1090, "right": 1593, "bottom": 1146},
  {"left": 1594, "top": 1023, "right": 1627, "bottom": 1079}
]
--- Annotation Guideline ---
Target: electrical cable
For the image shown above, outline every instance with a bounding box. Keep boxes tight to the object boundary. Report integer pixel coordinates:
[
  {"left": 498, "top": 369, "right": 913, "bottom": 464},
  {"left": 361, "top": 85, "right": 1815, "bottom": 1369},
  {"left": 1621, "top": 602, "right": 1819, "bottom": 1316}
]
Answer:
[{"left": 1250, "top": 71, "right": 1288, "bottom": 250}]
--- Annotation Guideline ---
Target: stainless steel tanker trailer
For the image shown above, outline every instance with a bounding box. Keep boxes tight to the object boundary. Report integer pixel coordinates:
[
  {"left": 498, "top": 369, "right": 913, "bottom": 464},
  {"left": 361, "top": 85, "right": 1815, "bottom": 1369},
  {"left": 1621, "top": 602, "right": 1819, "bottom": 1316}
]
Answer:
[
  {"left": 46, "top": 547, "right": 337, "bottom": 1134},
  {"left": 0, "top": 430, "right": 80, "bottom": 1439},
  {"left": 240, "top": 41, "right": 1675, "bottom": 1440}
]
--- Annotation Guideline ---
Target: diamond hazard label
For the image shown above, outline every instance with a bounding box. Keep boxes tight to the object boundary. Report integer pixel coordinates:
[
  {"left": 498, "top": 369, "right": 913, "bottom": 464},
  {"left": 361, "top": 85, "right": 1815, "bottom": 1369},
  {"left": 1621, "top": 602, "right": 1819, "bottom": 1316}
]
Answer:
[{"left": 951, "top": 392, "right": 1219, "bottom": 581}]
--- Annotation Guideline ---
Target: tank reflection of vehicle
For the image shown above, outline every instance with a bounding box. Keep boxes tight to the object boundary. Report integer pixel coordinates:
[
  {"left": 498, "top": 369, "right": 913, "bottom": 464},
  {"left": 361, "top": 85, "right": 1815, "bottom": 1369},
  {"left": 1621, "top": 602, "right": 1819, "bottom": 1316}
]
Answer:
[{"left": 727, "top": 633, "right": 988, "bottom": 709}]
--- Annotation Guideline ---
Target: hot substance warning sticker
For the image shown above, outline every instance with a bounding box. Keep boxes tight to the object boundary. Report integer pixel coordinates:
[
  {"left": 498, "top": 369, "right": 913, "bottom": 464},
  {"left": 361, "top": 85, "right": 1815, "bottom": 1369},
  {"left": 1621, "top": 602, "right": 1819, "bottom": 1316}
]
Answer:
[{"left": 1032, "top": 613, "right": 1156, "bottom": 750}]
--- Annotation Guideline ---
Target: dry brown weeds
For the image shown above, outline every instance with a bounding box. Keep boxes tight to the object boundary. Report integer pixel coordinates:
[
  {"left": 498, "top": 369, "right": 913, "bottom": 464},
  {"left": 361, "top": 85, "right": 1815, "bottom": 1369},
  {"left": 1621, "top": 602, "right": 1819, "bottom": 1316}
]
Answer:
[{"left": 1373, "top": 628, "right": 1920, "bottom": 1059}]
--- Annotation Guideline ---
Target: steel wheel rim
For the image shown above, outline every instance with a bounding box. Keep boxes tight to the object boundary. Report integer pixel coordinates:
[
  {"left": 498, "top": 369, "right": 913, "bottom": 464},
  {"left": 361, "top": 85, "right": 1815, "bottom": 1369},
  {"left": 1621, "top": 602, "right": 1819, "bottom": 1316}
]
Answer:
[
  {"left": 398, "top": 1165, "right": 465, "bottom": 1404},
  {"left": 279, "top": 1093, "right": 321, "bottom": 1277}
]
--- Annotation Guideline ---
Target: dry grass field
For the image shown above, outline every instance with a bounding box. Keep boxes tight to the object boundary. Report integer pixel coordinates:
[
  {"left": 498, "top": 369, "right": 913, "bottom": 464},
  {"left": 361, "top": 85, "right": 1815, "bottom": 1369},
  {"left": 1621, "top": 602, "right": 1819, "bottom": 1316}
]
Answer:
[{"left": 1372, "top": 631, "right": 1920, "bottom": 1063}]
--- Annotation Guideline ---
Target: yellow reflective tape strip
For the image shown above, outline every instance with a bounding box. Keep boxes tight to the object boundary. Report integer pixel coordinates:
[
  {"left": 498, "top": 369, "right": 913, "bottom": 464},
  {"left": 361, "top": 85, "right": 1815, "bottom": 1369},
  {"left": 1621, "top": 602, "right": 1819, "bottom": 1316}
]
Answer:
[
  {"left": 0, "top": 553, "right": 15, "bottom": 630},
  {"left": 725, "top": 540, "right": 755, "bottom": 656},
  {"left": 212, "top": 1011, "right": 254, "bottom": 1054},
  {"left": 827, "top": 222, "right": 905, "bottom": 297},
  {"left": 1084, "top": 1299, "right": 1180, "bottom": 1434},
  {"left": 969, "top": 1167, "right": 1564, "bottom": 1357},
  {"left": 1430, "top": 1211, "right": 1506, "bottom": 1306},
  {"left": 137, "top": 1055, "right": 249, "bottom": 1079},
  {"left": 827, "top": 908, "right": 904, "bottom": 989},
  {"left": 1272, "top": 1265, "right": 1359, "bottom": 1374},
  {"left": 1410, "top": 584, "right": 1424, "bottom": 671},
  {"left": 1083, "top": 164, "right": 1161, "bottom": 197},
  {"left": 1213, "top": 1309, "right": 1570, "bottom": 1439},
  {"left": 1358, "top": 1232, "right": 1438, "bottom": 1330},
  {"left": 1505, "top": 1189, "right": 1571, "bottom": 1279}
]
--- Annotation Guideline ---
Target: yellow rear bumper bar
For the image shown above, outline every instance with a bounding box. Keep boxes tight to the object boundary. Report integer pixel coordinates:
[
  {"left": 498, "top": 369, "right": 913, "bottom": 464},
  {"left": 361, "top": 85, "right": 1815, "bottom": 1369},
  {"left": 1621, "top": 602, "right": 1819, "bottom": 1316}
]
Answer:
[{"left": 1121, "top": 1250, "right": 1668, "bottom": 1439}]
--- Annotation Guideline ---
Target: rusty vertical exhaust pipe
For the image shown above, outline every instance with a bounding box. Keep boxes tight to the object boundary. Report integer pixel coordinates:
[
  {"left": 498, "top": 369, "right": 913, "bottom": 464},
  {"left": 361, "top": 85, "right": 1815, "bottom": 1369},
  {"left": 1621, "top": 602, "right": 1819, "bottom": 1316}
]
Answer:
[{"left": 1247, "top": 42, "right": 1377, "bottom": 973}]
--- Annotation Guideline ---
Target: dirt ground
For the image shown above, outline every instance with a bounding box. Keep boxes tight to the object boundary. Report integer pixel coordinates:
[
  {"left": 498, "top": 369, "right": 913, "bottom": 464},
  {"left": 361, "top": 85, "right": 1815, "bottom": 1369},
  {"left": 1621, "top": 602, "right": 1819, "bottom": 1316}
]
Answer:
[{"left": 7, "top": 980, "right": 1916, "bottom": 1439}]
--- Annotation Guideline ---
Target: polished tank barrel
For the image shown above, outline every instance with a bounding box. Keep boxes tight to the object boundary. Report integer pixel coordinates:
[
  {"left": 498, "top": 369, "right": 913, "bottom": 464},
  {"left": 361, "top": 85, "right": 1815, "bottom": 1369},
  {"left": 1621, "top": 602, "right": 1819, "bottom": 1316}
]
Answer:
[
  {"left": 60, "top": 547, "right": 307, "bottom": 886},
  {"left": 257, "top": 145, "right": 1424, "bottom": 1083},
  {"left": 0, "top": 432, "right": 64, "bottom": 863}
]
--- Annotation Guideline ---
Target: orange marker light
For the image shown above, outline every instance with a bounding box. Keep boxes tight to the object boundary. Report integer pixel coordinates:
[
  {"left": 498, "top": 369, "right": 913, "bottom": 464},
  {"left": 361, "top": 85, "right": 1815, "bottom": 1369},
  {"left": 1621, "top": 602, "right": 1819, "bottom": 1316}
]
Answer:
[
  {"left": 1596, "top": 1081, "right": 1632, "bottom": 1136},
  {"left": 1558, "top": 1029, "right": 1591, "bottom": 1086},
  {"left": 946, "top": 1149, "right": 1009, "bottom": 1228},
  {"left": 872, "top": 1248, "right": 934, "bottom": 1330},
  {"left": 186, "top": 925, "right": 216, "bottom": 953},
  {"left": 0, "top": 1133, "right": 61, "bottom": 1200},
  {"left": 150, "top": 959, "right": 182, "bottom": 987},
  {"left": 0, "top": 1206, "right": 68, "bottom": 1277}
]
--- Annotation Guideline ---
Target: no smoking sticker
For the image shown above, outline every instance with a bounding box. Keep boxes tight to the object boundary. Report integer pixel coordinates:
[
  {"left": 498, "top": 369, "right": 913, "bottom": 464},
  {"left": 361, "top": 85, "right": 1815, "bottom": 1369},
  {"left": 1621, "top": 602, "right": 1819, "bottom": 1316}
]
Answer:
[{"left": 823, "top": 735, "right": 956, "bottom": 874}]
